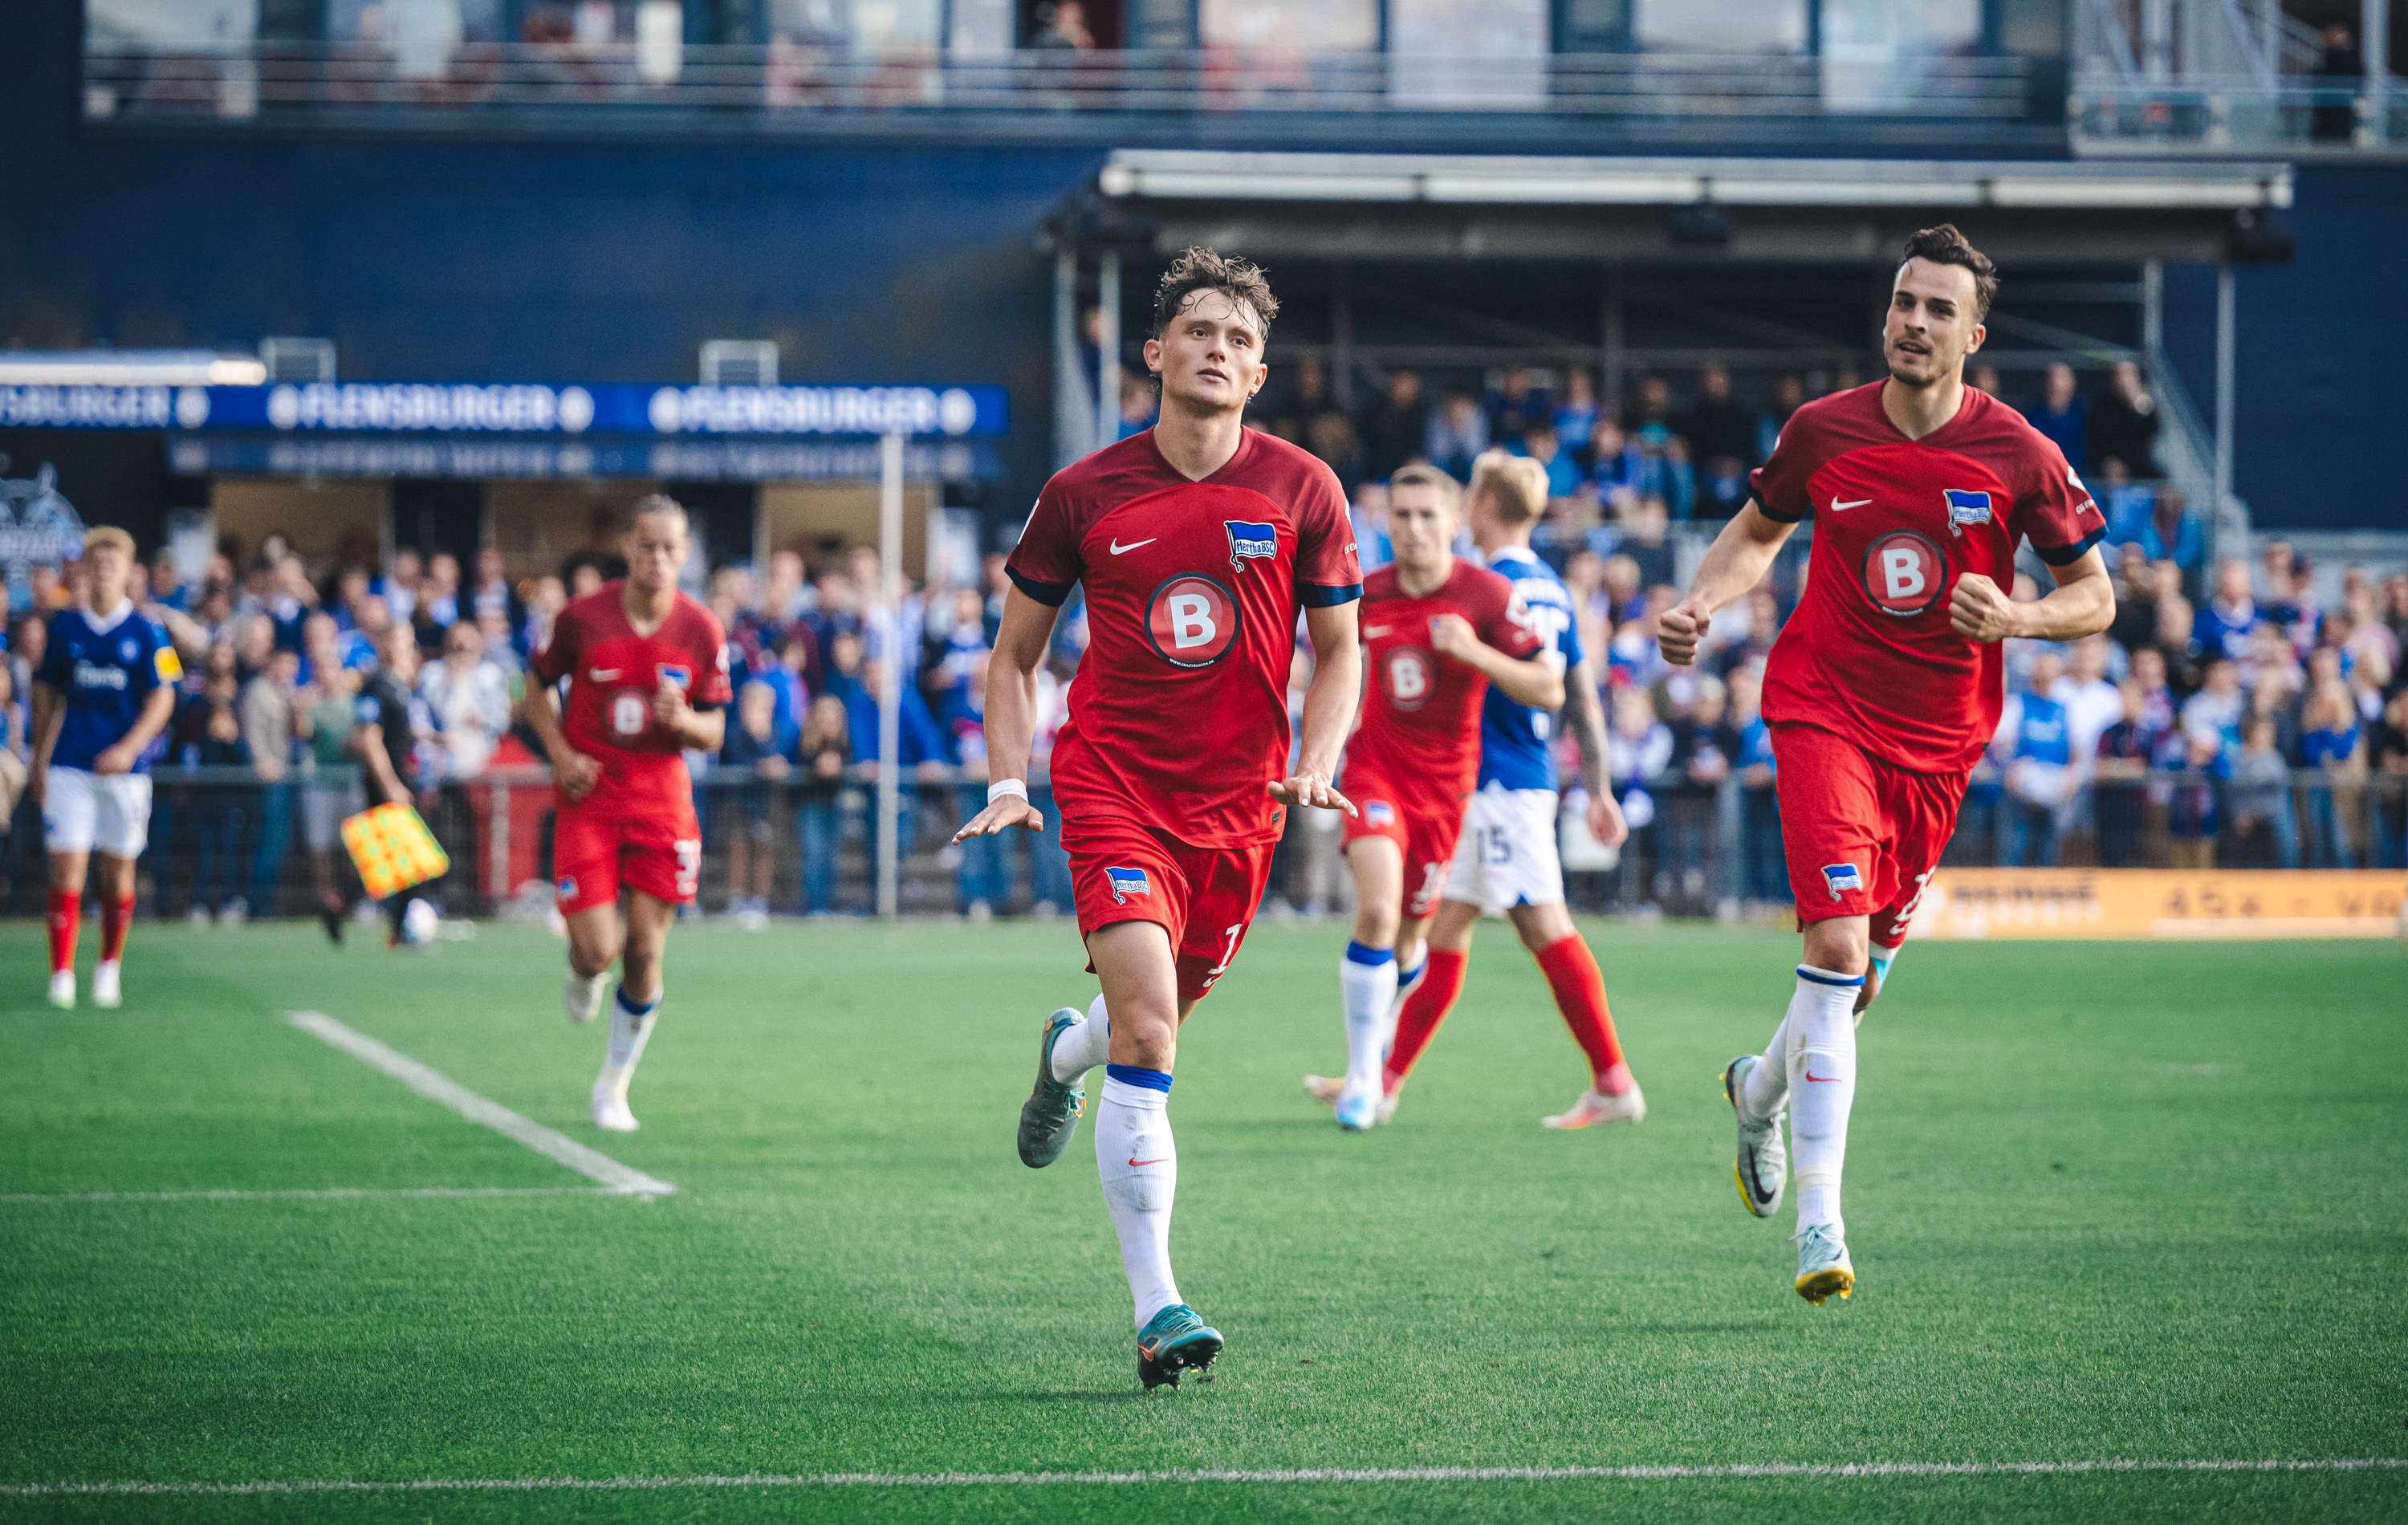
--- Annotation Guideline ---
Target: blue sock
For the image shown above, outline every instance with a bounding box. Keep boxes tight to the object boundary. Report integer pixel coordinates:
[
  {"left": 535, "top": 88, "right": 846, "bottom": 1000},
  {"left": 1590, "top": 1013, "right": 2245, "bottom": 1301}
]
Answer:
[
  {"left": 1104, "top": 1063, "right": 1173, "bottom": 1092},
  {"left": 1397, "top": 949, "right": 1427, "bottom": 992}
]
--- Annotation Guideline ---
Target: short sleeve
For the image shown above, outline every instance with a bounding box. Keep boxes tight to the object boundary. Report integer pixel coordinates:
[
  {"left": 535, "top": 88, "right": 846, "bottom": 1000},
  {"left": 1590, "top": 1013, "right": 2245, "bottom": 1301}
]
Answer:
[
  {"left": 2013, "top": 439, "right": 2109, "bottom": 567},
  {"left": 35, "top": 616, "right": 70, "bottom": 691},
  {"left": 128, "top": 624, "right": 169, "bottom": 694},
  {"left": 1481, "top": 578, "right": 1544, "bottom": 660},
  {"left": 1292, "top": 466, "right": 1363, "bottom": 607},
  {"left": 527, "top": 604, "right": 580, "bottom": 685},
  {"left": 1005, "top": 477, "right": 1086, "bottom": 608},
  {"left": 1746, "top": 409, "right": 1823, "bottom": 524},
  {"left": 1555, "top": 590, "right": 1586, "bottom": 671},
  {"left": 693, "top": 620, "right": 734, "bottom": 710}
]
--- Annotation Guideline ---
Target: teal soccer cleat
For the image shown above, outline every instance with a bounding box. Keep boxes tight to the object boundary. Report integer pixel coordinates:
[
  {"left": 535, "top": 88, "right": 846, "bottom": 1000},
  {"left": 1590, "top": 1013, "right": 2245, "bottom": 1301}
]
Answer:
[
  {"left": 1795, "top": 1222, "right": 1855, "bottom": 1305},
  {"left": 1137, "top": 1303, "right": 1223, "bottom": 1390},
  {"left": 1015, "top": 1008, "right": 1087, "bottom": 1169},
  {"left": 1723, "top": 1055, "right": 1788, "bottom": 1218}
]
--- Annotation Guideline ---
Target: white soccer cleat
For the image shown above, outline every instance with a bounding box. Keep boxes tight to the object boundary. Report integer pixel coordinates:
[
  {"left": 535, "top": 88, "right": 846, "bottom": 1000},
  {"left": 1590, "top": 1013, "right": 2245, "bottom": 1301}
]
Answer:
[
  {"left": 591, "top": 1083, "right": 640, "bottom": 1133},
  {"left": 92, "top": 960, "right": 122, "bottom": 1010},
  {"left": 1723, "top": 1055, "right": 1788, "bottom": 1218},
  {"left": 1310, "top": 1074, "right": 1400, "bottom": 1128},
  {"left": 1795, "top": 1222, "right": 1855, "bottom": 1305},
  {"left": 563, "top": 970, "right": 609, "bottom": 1026},
  {"left": 1542, "top": 1081, "right": 1647, "bottom": 1130},
  {"left": 47, "top": 970, "right": 76, "bottom": 1010}
]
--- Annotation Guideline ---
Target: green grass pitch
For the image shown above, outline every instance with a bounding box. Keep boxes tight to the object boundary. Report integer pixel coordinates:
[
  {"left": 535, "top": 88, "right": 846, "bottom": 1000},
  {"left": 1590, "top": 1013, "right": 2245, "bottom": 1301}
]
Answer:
[{"left": 2, "top": 917, "right": 2404, "bottom": 1523}]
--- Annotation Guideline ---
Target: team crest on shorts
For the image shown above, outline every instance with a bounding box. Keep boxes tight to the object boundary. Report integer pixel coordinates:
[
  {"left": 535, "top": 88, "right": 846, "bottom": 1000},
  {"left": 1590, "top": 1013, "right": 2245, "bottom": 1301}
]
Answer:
[
  {"left": 1821, "top": 863, "right": 1863, "bottom": 899},
  {"left": 1104, "top": 865, "right": 1152, "bottom": 904},
  {"left": 556, "top": 875, "right": 579, "bottom": 901},
  {"left": 1225, "top": 519, "right": 1277, "bottom": 571},
  {"left": 1365, "top": 801, "right": 1396, "bottom": 826}
]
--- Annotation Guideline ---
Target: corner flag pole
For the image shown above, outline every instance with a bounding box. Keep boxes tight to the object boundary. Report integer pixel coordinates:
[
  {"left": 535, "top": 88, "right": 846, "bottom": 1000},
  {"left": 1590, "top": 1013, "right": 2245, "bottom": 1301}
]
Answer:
[{"left": 877, "top": 429, "right": 905, "bottom": 921}]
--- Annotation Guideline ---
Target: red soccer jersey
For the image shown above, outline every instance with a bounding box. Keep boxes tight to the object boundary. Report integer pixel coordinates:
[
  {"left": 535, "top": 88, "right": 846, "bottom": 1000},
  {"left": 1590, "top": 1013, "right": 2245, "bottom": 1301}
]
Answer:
[
  {"left": 1007, "top": 427, "right": 1363, "bottom": 850},
  {"left": 527, "top": 581, "right": 733, "bottom": 815},
  {"left": 1750, "top": 382, "right": 2106, "bottom": 773},
  {"left": 1348, "top": 559, "right": 1539, "bottom": 809}
]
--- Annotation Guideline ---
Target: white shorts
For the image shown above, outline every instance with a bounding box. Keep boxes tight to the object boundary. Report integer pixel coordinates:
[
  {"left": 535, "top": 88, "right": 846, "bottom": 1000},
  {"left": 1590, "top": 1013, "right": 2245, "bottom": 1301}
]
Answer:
[
  {"left": 41, "top": 767, "right": 155, "bottom": 857},
  {"left": 303, "top": 779, "right": 365, "bottom": 852},
  {"left": 1442, "top": 783, "right": 1564, "bottom": 916}
]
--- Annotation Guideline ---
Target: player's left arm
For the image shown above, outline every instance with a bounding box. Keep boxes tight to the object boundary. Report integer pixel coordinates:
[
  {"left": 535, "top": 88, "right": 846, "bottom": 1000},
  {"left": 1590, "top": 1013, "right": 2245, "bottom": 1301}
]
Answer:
[
  {"left": 651, "top": 681, "right": 726, "bottom": 752},
  {"left": 1271, "top": 600, "right": 1361, "bottom": 816},
  {"left": 1558, "top": 662, "right": 1629, "bottom": 848},
  {"left": 1949, "top": 546, "right": 2115, "bottom": 643},
  {"left": 1426, "top": 613, "right": 1565, "bottom": 710},
  {"left": 92, "top": 639, "right": 178, "bottom": 775}
]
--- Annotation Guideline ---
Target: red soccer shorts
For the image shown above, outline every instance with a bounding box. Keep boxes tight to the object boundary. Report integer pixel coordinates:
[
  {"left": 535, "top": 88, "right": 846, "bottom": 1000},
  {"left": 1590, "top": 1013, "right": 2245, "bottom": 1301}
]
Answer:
[
  {"left": 1063, "top": 814, "right": 1278, "bottom": 1003},
  {"left": 552, "top": 803, "right": 702, "bottom": 916},
  {"left": 1770, "top": 722, "right": 1966, "bottom": 945},
  {"left": 1340, "top": 762, "right": 1466, "bottom": 921}
]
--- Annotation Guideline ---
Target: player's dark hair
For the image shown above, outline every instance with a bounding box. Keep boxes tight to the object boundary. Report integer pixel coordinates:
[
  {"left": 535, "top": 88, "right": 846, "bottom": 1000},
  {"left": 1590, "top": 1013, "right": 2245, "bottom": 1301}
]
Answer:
[
  {"left": 629, "top": 493, "right": 690, "bottom": 533},
  {"left": 1898, "top": 224, "right": 1998, "bottom": 321},
  {"left": 1151, "top": 246, "right": 1279, "bottom": 341}
]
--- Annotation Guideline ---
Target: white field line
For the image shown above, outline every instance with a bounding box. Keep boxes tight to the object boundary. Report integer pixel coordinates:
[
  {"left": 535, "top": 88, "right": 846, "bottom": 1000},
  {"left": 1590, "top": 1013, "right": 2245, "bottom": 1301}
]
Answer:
[
  {"left": 284, "top": 1011, "right": 675, "bottom": 1198},
  {"left": 0, "top": 1459, "right": 2401, "bottom": 1497},
  {"left": 0, "top": 1187, "right": 617, "bottom": 1204}
]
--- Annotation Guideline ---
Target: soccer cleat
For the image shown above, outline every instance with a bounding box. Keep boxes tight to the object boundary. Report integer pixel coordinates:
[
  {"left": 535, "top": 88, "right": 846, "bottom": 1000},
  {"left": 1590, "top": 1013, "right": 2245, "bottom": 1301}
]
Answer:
[
  {"left": 1137, "top": 1303, "right": 1223, "bottom": 1390},
  {"left": 1724, "top": 1055, "right": 1788, "bottom": 1218},
  {"left": 1542, "top": 1081, "right": 1646, "bottom": 1130},
  {"left": 564, "top": 970, "right": 609, "bottom": 1026},
  {"left": 1333, "top": 1086, "right": 1379, "bottom": 1132},
  {"left": 92, "top": 960, "right": 122, "bottom": 1010},
  {"left": 1015, "top": 1008, "right": 1087, "bottom": 1169},
  {"left": 47, "top": 970, "right": 75, "bottom": 1010},
  {"left": 1794, "top": 1223, "right": 1854, "bottom": 1305},
  {"left": 591, "top": 1082, "right": 639, "bottom": 1133},
  {"left": 320, "top": 904, "right": 346, "bottom": 944},
  {"left": 1304, "top": 1074, "right": 1399, "bottom": 1125}
]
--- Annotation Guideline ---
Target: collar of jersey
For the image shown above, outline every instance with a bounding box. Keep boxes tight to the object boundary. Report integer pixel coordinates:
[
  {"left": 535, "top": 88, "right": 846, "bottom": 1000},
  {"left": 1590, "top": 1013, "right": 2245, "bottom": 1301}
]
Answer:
[{"left": 80, "top": 599, "right": 135, "bottom": 635}]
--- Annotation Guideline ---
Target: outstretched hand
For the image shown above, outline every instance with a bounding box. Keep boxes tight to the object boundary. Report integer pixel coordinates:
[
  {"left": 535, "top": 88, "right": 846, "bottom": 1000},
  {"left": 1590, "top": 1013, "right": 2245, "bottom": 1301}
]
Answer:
[
  {"left": 952, "top": 794, "right": 1046, "bottom": 844},
  {"left": 1267, "top": 770, "right": 1356, "bottom": 816}
]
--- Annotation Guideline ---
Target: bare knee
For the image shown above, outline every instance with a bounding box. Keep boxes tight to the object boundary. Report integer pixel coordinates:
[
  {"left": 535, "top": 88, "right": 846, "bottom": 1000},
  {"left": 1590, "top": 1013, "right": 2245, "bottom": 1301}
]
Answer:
[
  {"left": 1800, "top": 917, "right": 1870, "bottom": 977},
  {"left": 1108, "top": 999, "right": 1180, "bottom": 1071},
  {"left": 1508, "top": 901, "right": 1576, "bottom": 953}
]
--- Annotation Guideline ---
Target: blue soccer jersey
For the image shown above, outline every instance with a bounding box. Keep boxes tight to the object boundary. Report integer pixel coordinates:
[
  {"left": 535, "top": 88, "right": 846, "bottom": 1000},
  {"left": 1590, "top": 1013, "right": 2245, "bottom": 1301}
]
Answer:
[
  {"left": 1477, "top": 545, "right": 1579, "bottom": 791},
  {"left": 36, "top": 603, "right": 180, "bottom": 771}
]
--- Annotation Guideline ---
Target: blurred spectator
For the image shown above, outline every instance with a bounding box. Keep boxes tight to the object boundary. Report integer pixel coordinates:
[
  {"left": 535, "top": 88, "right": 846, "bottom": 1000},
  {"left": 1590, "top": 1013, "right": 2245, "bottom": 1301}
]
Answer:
[
  {"left": 2370, "top": 690, "right": 2408, "bottom": 868},
  {"left": 2311, "top": 22, "right": 2362, "bottom": 142},
  {"left": 1424, "top": 390, "right": 1489, "bottom": 480},
  {"left": 1305, "top": 411, "right": 1365, "bottom": 494},
  {"left": 377, "top": 547, "right": 422, "bottom": 626},
  {"left": 467, "top": 548, "right": 521, "bottom": 630},
  {"left": 267, "top": 555, "right": 319, "bottom": 653},
  {"left": 2181, "top": 658, "right": 2246, "bottom": 740},
  {"left": 1759, "top": 373, "right": 1806, "bottom": 462},
  {"left": 1680, "top": 364, "right": 1760, "bottom": 472},
  {"left": 295, "top": 663, "right": 364, "bottom": 928},
  {"left": 1359, "top": 369, "right": 1428, "bottom": 483},
  {"left": 1616, "top": 498, "right": 1677, "bottom": 589},
  {"left": 1969, "top": 364, "right": 2003, "bottom": 397},
  {"left": 1727, "top": 667, "right": 1785, "bottom": 905},
  {"left": 2113, "top": 485, "right": 2202, "bottom": 585},
  {"left": 1507, "top": 423, "right": 1580, "bottom": 501},
  {"left": 0, "top": 660, "right": 26, "bottom": 848},
  {"left": 419, "top": 622, "right": 511, "bottom": 778},
  {"left": 2298, "top": 681, "right": 2364, "bottom": 868},
  {"left": 2165, "top": 727, "right": 2223, "bottom": 868},
  {"left": 1633, "top": 423, "right": 1695, "bottom": 520},
  {"left": 795, "top": 693, "right": 852, "bottom": 914},
  {"left": 2093, "top": 679, "right": 2159, "bottom": 866},
  {"left": 2226, "top": 717, "right": 2300, "bottom": 867},
  {"left": 1118, "top": 374, "right": 1157, "bottom": 440},
  {"left": 1590, "top": 420, "right": 1646, "bottom": 506},
  {"left": 1698, "top": 454, "right": 1750, "bottom": 518},
  {"left": 1997, "top": 651, "right": 2076, "bottom": 865},
  {"left": 1484, "top": 368, "right": 1549, "bottom": 443},
  {"left": 2192, "top": 558, "right": 2261, "bottom": 664},
  {"left": 2088, "top": 360, "right": 2162, "bottom": 478},
  {"left": 2108, "top": 545, "right": 2160, "bottom": 652},
  {"left": 1552, "top": 368, "right": 1601, "bottom": 466},
  {"left": 240, "top": 646, "right": 299, "bottom": 916},
  {"left": 1031, "top": 0, "right": 1094, "bottom": 48},
  {"left": 2053, "top": 636, "right": 2122, "bottom": 763},
  {"left": 720, "top": 680, "right": 792, "bottom": 928},
  {"left": 1607, "top": 685, "right": 1671, "bottom": 837},
  {"left": 171, "top": 659, "right": 253, "bottom": 924},
  {"left": 2028, "top": 363, "right": 2086, "bottom": 466},
  {"left": 419, "top": 551, "right": 464, "bottom": 636},
  {"left": 1631, "top": 374, "right": 1674, "bottom": 430}
]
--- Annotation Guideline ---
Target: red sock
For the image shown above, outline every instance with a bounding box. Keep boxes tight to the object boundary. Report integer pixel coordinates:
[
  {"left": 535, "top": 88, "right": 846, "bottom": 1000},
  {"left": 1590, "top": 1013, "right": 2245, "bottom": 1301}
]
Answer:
[
  {"left": 101, "top": 895, "right": 136, "bottom": 964},
  {"left": 1383, "top": 948, "right": 1467, "bottom": 1091},
  {"left": 1535, "top": 933, "right": 1631, "bottom": 1094},
  {"left": 47, "top": 889, "right": 81, "bottom": 976}
]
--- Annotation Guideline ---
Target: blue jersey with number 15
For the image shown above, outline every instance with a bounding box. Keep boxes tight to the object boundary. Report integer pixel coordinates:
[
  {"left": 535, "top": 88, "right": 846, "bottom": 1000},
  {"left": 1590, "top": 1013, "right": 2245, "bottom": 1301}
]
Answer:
[{"left": 1478, "top": 545, "right": 1579, "bottom": 791}]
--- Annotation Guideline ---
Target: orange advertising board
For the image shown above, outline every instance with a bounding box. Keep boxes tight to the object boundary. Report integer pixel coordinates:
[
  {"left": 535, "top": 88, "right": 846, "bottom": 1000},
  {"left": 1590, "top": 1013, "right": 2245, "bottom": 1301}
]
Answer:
[{"left": 1907, "top": 869, "right": 2406, "bottom": 941}]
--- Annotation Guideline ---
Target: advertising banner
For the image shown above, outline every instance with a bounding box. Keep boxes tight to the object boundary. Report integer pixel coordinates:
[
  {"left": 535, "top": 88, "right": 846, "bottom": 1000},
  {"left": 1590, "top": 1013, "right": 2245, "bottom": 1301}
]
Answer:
[{"left": 1908, "top": 868, "right": 2406, "bottom": 941}]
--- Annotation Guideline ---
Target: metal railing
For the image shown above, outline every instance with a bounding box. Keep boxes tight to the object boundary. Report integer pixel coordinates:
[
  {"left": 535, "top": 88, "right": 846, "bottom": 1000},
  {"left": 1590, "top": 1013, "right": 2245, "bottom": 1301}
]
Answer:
[
  {"left": 78, "top": 43, "right": 2034, "bottom": 132},
  {"left": 2072, "top": 80, "right": 2403, "bottom": 152},
  {"left": 2, "top": 764, "right": 2395, "bottom": 924}
]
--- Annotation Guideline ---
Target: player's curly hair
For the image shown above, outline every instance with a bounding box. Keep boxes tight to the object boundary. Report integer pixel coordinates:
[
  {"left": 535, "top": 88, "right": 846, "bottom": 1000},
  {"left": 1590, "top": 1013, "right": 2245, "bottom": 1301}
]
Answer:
[
  {"left": 1151, "top": 246, "right": 1279, "bottom": 340},
  {"left": 1899, "top": 224, "right": 1998, "bottom": 321}
]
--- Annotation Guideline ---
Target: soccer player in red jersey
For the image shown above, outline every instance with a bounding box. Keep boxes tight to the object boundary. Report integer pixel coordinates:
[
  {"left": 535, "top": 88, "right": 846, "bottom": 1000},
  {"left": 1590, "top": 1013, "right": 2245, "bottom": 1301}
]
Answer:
[
  {"left": 1659, "top": 226, "right": 2114, "bottom": 1304},
  {"left": 525, "top": 496, "right": 731, "bottom": 1134},
  {"left": 952, "top": 248, "right": 1363, "bottom": 1389},
  {"left": 1302, "top": 462, "right": 1560, "bottom": 1132}
]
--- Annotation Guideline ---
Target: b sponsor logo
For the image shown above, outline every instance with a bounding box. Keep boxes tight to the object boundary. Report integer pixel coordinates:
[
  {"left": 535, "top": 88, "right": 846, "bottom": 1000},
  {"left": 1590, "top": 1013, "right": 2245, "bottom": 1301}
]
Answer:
[
  {"left": 1822, "top": 863, "right": 1863, "bottom": 899},
  {"left": 1860, "top": 528, "right": 1947, "bottom": 618},
  {"left": 1104, "top": 865, "right": 1152, "bottom": 904},
  {"left": 1145, "top": 572, "right": 1239, "bottom": 669},
  {"left": 1382, "top": 647, "right": 1437, "bottom": 711}
]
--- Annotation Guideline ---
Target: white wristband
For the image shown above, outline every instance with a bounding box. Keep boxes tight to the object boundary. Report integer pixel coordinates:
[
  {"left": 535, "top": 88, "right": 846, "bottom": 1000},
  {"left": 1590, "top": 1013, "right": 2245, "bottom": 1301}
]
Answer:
[{"left": 986, "top": 778, "right": 1029, "bottom": 805}]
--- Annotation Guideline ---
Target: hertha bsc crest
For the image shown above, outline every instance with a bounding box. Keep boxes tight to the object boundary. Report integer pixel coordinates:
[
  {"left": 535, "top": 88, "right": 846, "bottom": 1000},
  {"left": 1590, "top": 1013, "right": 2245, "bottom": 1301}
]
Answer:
[
  {"left": 1104, "top": 865, "right": 1152, "bottom": 904},
  {"left": 1821, "top": 863, "right": 1863, "bottom": 899},
  {"left": 1225, "top": 519, "right": 1277, "bottom": 571}
]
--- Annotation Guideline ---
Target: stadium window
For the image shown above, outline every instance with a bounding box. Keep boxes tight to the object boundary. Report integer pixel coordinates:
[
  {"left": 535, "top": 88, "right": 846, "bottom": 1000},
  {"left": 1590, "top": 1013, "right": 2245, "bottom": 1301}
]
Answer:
[
  {"left": 1631, "top": 0, "right": 1808, "bottom": 52},
  {"left": 1198, "top": 0, "right": 1377, "bottom": 53},
  {"left": 771, "top": 0, "right": 942, "bottom": 51},
  {"left": 1389, "top": 0, "right": 1548, "bottom": 106}
]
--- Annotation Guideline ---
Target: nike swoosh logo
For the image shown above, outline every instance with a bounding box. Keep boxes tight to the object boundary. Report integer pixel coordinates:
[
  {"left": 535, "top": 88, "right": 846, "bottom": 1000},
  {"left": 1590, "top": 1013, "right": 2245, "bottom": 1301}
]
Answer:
[
  {"left": 1829, "top": 498, "right": 1871, "bottom": 512},
  {"left": 1128, "top": 1157, "right": 1169, "bottom": 1166},
  {"left": 1109, "top": 538, "right": 1157, "bottom": 555},
  {"left": 589, "top": 669, "right": 621, "bottom": 681},
  {"left": 1804, "top": 1070, "right": 1843, "bottom": 1083}
]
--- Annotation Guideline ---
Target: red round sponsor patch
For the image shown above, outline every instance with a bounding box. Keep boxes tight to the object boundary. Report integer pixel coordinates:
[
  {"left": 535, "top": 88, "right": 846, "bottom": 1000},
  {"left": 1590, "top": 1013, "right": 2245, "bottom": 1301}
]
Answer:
[
  {"left": 1860, "top": 529, "right": 1947, "bottom": 618},
  {"left": 1145, "top": 573, "right": 1239, "bottom": 668},
  {"left": 1382, "top": 647, "right": 1438, "bottom": 711}
]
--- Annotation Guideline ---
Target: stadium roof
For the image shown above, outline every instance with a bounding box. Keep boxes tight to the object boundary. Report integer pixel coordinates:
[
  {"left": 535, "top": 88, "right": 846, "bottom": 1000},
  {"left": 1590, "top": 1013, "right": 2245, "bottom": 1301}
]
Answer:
[{"left": 1090, "top": 152, "right": 2294, "bottom": 265}]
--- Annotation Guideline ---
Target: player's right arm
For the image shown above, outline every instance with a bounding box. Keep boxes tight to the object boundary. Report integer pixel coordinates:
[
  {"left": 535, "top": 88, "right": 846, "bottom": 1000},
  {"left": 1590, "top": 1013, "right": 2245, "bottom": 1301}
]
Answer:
[
  {"left": 522, "top": 606, "right": 600, "bottom": 803},
  {"left": 1558, "top": 661, "right": 1628, "bottom": 848},
  {"left": 27, "top": 675, "right": 63, "bottom": 807},
  {"left": 1268, "top": 600, "right": 1361, "bottom": 816},
  {"left": 1659, "top": 500, "right": 1795, "bottom": 667},
  {"left": 951, "top": 584, "right": 1060, "bottom": 841}
]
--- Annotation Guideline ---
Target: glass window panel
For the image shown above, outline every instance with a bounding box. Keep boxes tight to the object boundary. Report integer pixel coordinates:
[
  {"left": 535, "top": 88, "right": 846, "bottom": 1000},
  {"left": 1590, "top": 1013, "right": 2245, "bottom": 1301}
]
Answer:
[
  {"left": 1633, "top": 0, "right": 1808, "bottom": 53},
  {"left": 1198, "top": 0, "right": 1378, "bottom": 53},
  {"left": 1389, "top": 0, "right": 1547, "bottom": 108},
  {"left": 88, "top": 0, "right": 258, "bottom": 51},
  {"left": 1822, "top": 0, "right": 1983, "bottom": 112},
  {"left": 770, "top": 0, "right": 941, "bottom": 51}
]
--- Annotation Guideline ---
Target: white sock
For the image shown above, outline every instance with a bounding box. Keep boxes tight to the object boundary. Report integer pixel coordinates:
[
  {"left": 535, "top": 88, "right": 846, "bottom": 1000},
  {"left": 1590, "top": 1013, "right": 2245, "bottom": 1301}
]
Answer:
[
  {"left": 1094, "top": 1071, "right": 1180, "bottom": 1329},
  {"left": 1785, "top": 965, "right": 1861, "bottom": 1237},
  {"left": 1339, "top": 942, "right": 1398, "bottom": 1096},
  {"left": 599, "top": 985, "right": 660, "bottom": 1100},
  {"left": 1051, "top": 993, "right": 1112, "bottom": 1084},
  {"left": 1741, "top": 1011, "right": 1793, "bottom": 1119}
]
